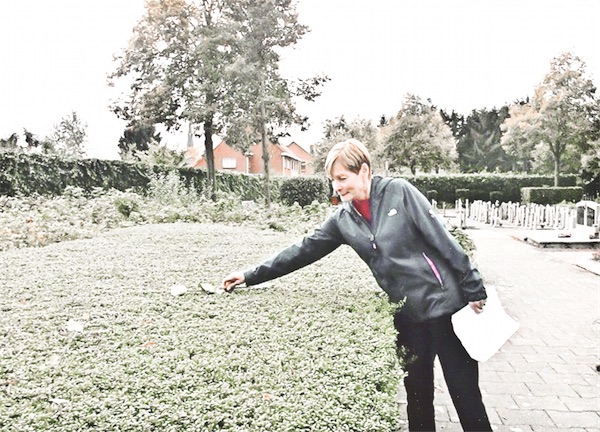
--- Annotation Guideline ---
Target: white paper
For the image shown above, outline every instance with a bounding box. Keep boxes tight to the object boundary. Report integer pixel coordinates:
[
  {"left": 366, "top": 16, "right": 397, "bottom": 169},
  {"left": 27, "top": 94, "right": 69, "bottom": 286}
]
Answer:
[
  {"left": 451, "top": 285, "right": 519, "bottom": 362},
  {"left": 170, "top": 284, "right": 188, "bottom": 296}
]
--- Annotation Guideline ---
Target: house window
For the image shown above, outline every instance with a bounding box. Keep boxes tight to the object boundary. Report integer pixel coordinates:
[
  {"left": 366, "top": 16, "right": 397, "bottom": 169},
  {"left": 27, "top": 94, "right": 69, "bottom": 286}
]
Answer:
[{"left": 222, "top": 157, "right": 237, "bottom": 169}]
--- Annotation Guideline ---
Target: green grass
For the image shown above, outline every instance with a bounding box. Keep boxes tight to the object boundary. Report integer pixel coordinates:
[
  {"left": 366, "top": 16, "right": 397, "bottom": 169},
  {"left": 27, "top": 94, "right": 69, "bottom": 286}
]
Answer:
[{"left": 1, "top": 222, "right": 403, "bottom": 431}]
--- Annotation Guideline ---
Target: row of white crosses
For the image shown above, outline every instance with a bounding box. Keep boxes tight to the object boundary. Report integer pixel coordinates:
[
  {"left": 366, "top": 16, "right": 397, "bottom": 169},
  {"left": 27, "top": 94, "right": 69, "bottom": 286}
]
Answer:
[{"left": 455, "top": 199, "right": 577, "bottom": 230}]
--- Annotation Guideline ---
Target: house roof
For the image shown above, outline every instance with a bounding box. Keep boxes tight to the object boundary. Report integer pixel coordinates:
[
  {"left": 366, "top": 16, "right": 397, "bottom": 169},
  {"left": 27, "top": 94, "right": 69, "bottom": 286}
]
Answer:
[
  {"left": 280, "top": 150, "right": 303, "bottom": 162},
  {"left": 193, "top": 138, "right": 225, "bottom": 156}
]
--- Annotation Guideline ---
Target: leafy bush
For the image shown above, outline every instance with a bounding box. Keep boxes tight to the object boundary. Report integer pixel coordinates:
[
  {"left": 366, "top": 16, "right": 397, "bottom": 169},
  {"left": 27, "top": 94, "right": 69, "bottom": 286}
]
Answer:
[
  {"left": 489, "top": 191, "right": 503, "bottom": 202},
  {"left": 426, "top": 190, "right": 438, "bottom": 201},
  {"left": 114, "top": 196, "right": 140, "bottom": 218},
  {"left": 279, "top": 176, "right": 328, "bottom": 207},
  {"left": 0, "top": 152, "right": 270, "bottom": 202},
  {"left": 520, "top": 186, "right": 584, "bottom": 204},
  {"left": 455, "top": 188, "right": 470, "bottom": 200},
  {"left": 0, "top": 173, "right": 483, "bottom": 430},
  {"left": 448, "top": 226, "right": 476, "bottom": 257},
  {"left": 0, "top": 175, "right": 332, "bottom": 251}
]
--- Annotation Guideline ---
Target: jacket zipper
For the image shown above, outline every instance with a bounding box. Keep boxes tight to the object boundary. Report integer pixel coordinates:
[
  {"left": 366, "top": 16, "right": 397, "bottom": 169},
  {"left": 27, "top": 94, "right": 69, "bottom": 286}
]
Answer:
[
  {"left": 422, "top": 252, "right": 444, "bottom": 290},
  {"left": 351, "top": 203, "right": 377, "bottom": 250}
]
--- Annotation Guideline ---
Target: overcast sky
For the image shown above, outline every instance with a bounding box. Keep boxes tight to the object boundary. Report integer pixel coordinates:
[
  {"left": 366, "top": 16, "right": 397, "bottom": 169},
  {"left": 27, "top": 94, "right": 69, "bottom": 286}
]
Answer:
[{"left": 1, "top": 0, "right": 599, "bottom": 159}]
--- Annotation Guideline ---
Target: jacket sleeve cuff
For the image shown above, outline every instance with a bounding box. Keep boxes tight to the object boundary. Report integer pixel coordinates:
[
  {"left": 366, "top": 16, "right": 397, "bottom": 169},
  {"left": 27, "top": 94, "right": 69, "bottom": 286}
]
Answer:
[
  {"left": 465, "top": 286, "right": 488, "bottom": 302},
  {"left": 243, "top": 270, "right": 254, "bottom": 286}
]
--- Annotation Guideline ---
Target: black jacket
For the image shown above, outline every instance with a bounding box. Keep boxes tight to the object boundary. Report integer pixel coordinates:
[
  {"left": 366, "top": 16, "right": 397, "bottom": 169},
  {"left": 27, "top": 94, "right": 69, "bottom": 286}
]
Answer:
[{"left": 244, "top": 176, "right": 487, "bottom": 322}]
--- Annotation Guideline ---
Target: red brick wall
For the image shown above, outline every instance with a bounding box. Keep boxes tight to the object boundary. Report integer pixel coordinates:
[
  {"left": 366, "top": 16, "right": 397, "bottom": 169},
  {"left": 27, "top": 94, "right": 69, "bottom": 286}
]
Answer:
[
  {"left": 193, "top": 141, "right": 247, "bottom": 173},
  {"left": 248, "top": 142, "right": 285, "bottom": 175},
  {"left": 190, "top": 140, "right": 313, "bottom": 177},
  {"left": 249, "top": 142, "right": 299, "bottom": 176},
  {"left": 287, "top": 142, "right": 314, "bottom": 175}
]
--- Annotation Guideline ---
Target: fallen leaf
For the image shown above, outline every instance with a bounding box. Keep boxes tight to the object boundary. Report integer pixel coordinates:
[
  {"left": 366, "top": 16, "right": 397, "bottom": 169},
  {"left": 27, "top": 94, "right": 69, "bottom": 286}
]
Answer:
[
  {"left": 140, "top": 340, "right": 157, "bottom": 349},
  {"left": 262, "top": 393, "right": 275, "bottom": 401}
]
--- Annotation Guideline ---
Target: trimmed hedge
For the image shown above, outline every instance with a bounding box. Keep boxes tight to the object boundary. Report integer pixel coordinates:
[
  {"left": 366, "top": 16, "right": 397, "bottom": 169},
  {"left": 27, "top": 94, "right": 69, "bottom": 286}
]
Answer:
[
  {"left": 0, "top": 152, "right": 582, "bottom": 205},
  {"left": 426, "top": 190, "right": 438, "bottom": 201},
  {"left": 400, "top": 173, "right": 579, "bottom": 203},
  {"left": 0, "top": 152, "right": 270, "bottom": 201},
  {"left": 279, "top": 176, "right": 329, "bottom": 207},
  {"left": 455, "top": 189, "right": 470, "bottom": 200},
  {"left": 521, "top": 186, "right": 584, "bottom": 205},
  {"left": 489, "top": 191, "right": 503, "bottom": 202}
]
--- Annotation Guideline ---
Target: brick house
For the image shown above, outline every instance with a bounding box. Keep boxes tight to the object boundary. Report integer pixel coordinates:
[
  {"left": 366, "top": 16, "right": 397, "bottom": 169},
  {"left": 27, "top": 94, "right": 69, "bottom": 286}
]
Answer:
[
  {"left": 187, "top": 140, "right": 249, "bottom": 173},
  {"left": 187, "top": 139, "right": 313, "bottom": 177}
]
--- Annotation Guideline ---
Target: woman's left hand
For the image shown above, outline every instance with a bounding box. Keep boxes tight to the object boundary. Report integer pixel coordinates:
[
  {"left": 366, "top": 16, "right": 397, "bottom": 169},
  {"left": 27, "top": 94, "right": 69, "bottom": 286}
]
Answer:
[{"left": 469, "top": 300, "right": 486, "bottom": 314}]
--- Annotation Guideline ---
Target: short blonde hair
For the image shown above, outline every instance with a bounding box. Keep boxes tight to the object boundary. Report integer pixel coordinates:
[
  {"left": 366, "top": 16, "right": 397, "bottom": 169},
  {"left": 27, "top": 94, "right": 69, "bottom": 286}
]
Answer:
[{"left": 324, "top": 139, "right": 371, "bottom": 179}]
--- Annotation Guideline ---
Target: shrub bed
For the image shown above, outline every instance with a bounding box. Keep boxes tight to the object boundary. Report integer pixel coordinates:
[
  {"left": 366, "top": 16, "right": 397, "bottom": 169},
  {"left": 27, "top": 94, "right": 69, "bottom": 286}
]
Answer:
[
  {"left": 0, "top": 173, "right": 332, "bottom": 252},
  {"left": 0, "top": 174, "right": 478, "bottom": 430},
  {"left": 0, "top": 223, "right": 404, "bottom": 431}
]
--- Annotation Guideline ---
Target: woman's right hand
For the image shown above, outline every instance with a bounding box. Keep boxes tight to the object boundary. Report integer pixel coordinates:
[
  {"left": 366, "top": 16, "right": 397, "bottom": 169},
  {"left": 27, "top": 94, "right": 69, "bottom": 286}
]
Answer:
[{"left": 222, "top": 272, "right": 245, "bottom": 292}]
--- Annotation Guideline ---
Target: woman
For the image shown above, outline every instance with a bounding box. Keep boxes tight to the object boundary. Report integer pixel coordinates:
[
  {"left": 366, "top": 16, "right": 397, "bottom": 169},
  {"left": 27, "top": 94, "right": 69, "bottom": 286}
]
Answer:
[{"left": 222, "top": 139, "right": 492, "bottom": 431}]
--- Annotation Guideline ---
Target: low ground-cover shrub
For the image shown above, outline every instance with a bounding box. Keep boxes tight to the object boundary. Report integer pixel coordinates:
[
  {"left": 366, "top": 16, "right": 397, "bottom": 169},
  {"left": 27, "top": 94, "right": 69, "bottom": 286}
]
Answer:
[
  {"left": 0, "top": 174, "right": 331, "bottom": 252},
  {"left": 0, "top": 174, "right": 480, "bottom": 430},
  {"left": 1, "top": 173, "right": 475, "bottom": 255},
  {"left": 0, "top": 223, "right": 403, "bottom": 431}
]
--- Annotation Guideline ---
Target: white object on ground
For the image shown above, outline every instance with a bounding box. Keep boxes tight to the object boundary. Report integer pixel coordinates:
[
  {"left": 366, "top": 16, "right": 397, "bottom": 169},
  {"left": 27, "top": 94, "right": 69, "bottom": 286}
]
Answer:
[
  {"left": 199, "top": 282, "right": 225, "bottom": 295},
  {"left": 252, "top": 282, "right": 273, "bottom": 289},
  {"left": 66, "top": 320, "right": 85, "bottom": 333},
  {"left": 170, "top": 284, "right": 188, "bottom": 297},
  {"left": 451, "top": 285, "right": 520, "bottom": 362}
]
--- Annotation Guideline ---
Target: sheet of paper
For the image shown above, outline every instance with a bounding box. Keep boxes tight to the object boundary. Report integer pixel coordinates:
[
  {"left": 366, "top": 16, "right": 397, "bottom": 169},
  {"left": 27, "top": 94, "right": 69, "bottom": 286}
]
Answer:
[{"left": 451, "top": 285, "right": 520, "bottom": 362}]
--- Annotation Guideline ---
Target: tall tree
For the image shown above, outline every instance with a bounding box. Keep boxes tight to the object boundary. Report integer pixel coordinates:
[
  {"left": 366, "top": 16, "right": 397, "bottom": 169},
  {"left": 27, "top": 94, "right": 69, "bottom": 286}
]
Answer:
[
  {"left": 109, "top": 0, "right": 234, "bottom": 197},
  {"left": 440, "top": 109, "right": 466, "bottom": 142},
  {"left": 580, "top": 103, "right": 600, "bottom": 196},
  {"left": 531, "top": 52, "right": 598, "bottom": 185},
  {"left": 118, "top": 120, "right": 162, "bottom": 160},
  {"left": 453, "top": 107, "right": 509, "bottom": 173},
  {"left": 47, "top": 111, "right": 88, "bottom": 159},
  {"left": 383, "top": 94, "right": 456, "bottom": 175},
  {"left": 311, "top": 116, "right": 380, "bottom": 175},
  {"left": 0, "top": 133, "right": 19, "bottom": 152},
  {"left": 109, "top": 0, "right": 325, "bottom": 203},
  {"left": 224, "top": 0, "right": 328, "bottom": 206},
  {"left": 500, "top": 102, "right": 538, "bottom": 172},
  {"left": 581, "top": 138, "right": 600, "bottom": 197}
]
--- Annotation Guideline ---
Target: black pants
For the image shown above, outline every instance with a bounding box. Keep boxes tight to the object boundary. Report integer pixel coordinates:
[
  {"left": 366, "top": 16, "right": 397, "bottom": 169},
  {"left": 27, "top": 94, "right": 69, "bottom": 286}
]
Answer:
[{"left": 394, "top": 313, "right": 492, "bottom": 432}]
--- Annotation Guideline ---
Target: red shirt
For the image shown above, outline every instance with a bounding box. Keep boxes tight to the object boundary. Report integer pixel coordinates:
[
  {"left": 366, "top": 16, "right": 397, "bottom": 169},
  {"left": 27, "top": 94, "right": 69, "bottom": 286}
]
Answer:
[{"left": 352, "top": 198, "right": 372, "bottom": 224}]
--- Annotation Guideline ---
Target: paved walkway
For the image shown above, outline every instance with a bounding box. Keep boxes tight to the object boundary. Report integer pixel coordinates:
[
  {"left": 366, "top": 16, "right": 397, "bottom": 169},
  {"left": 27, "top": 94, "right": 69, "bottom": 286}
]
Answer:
[{"left": 397, "top": 223, "right": 600, "bottom": 431}]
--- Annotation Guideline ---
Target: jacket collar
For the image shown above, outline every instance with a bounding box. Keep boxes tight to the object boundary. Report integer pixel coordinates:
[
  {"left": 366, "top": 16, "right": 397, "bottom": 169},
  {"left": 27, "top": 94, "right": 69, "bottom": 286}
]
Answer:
[{"left": 341, "top": 176, "right": 392, "bottom": 224}]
